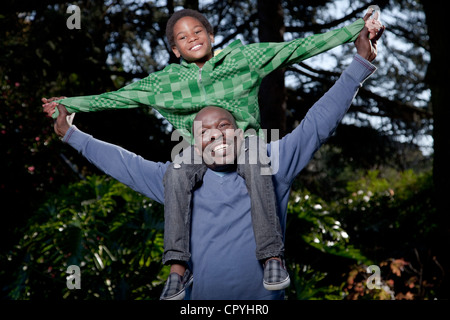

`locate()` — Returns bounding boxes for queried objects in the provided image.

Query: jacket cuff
[62,125,92,152]
[346,54,377,84]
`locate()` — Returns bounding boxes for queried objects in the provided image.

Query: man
[51,25,383,299]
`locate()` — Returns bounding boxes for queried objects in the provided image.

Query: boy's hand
[364,5,382,40]
[54,104,75,138]
[356,10,385,62]
[42,96,66,117]
[366,18,383,40]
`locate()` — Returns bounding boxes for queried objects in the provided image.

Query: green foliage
[3,175,167,300]
[337,169,437,258]
[0,1,173,262]
[284,189,370,300]
[288,264,343,300]
[287,190,368,263]
[334,169,439,300]
[284,168,440,300]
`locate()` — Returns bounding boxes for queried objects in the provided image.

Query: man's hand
[54,104,75,138]
[42,96,66,117]
[355,10,385,62]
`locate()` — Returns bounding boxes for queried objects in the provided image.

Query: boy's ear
[172,46,181,58]
[209,33,214,44]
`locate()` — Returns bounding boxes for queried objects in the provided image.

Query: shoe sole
[164,289,186,300]
[263,276,290,291]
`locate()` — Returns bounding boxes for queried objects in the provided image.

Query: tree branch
[214,12,258,48]
[285,5,367,34]
[287,64,432,123]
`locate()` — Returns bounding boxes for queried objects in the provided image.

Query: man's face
[193,107,244,171]
[171,16,214,67]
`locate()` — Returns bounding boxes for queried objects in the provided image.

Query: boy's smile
[171,16,214,68]
[190,44,203,51]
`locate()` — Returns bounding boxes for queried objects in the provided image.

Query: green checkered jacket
[56,19,364,141]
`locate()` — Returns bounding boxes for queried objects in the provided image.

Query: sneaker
[263,258,290,290]
[160,269,194,300]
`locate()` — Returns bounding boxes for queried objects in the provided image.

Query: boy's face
[171,16,214,67]
[193,107,244,171]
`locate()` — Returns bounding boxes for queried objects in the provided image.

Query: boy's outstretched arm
[42,72,156,119]
[244,7,384,78]
[272,22,385,184]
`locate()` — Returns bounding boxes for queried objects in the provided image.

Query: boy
[43,8,381,300]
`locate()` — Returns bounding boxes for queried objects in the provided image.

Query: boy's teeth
[191,44,202,50]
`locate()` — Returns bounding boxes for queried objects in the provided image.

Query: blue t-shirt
[189,169,282,299]
[63,54,375,300]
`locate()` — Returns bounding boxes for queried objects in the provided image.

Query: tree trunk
[422,1,450,299]
[257,0,287,141]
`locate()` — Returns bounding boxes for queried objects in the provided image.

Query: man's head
[192,106,244,171]
[166,9,215,67]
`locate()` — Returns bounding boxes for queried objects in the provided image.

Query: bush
[335,169,441,300]
[285,169,441,300]
[3,175,167,300]
[285,190,369,300]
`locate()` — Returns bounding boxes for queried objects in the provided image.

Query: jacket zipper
[198,68,208,104]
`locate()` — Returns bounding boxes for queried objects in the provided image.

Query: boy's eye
[219,122,230,129]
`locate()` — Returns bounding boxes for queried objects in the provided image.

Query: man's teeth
[213,144,228,152]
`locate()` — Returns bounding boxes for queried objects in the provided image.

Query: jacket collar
[180,39,243,69]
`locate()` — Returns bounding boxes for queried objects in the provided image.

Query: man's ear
[172,46,181,58]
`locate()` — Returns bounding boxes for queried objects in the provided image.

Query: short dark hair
[166,9,214,47]
[192,106,238,132]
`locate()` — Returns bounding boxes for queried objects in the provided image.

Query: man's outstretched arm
[53,105,167,204]
[271,23,384,184]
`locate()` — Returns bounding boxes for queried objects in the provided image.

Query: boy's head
[166,9,215,67]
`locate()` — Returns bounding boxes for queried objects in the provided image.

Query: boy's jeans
[162,136,285,265]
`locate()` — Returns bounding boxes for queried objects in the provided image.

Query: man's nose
[206,129,222,141]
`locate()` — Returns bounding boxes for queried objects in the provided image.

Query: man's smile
[212,143,229,156]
